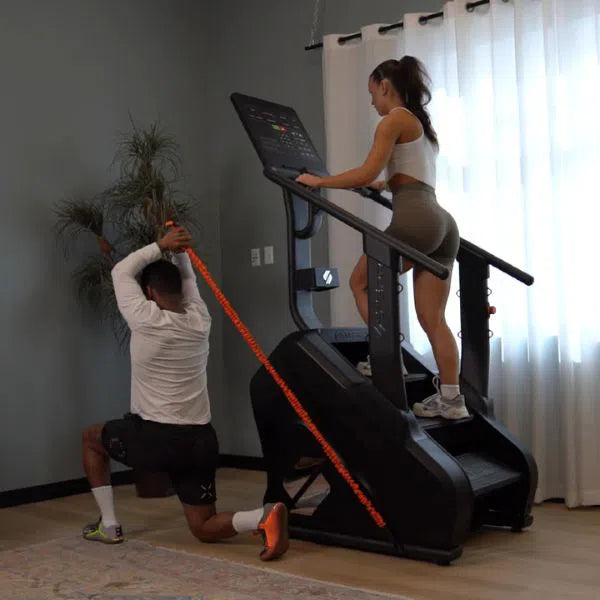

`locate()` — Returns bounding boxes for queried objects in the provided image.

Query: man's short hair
[140,260,182,296]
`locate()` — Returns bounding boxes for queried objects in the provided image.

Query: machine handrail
[265,168,449,280]
[356,187,534,286]
[458,238,533,285]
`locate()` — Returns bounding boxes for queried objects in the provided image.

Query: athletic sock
[440,384,460,400]
[91,485,119,528]
[232,507,265,533]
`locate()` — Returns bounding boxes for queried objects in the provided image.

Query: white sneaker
[412,377,469,420]
[357,356,372,377]
[412,394,442,418]
[439,395,470,420]
[357,355,408,377]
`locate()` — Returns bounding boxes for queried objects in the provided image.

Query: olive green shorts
[385,182,459,267]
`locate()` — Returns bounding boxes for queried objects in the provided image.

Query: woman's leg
[412,266,459,385]
[349,255,369,324]
[411,265,468,419]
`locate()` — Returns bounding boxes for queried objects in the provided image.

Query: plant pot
[134,470,176,498]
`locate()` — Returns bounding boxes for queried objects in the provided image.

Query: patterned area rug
[1,537,410,600]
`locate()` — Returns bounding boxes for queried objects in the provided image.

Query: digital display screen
[231,93,328,176]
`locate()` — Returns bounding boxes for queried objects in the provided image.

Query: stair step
[405,373,428,384]
[455,452,522,496]
[359,372,428,383]
[417,415,473,430]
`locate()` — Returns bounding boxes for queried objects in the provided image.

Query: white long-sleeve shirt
[111,243,212,425]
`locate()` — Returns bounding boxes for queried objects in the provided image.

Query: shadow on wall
[0,141,130,492]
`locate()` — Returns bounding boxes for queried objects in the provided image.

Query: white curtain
[322,0,600,507]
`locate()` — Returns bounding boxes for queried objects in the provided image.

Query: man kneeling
[81,226,288,561]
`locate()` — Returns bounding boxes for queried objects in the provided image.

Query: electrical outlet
[264,246,274,265]
[251,248,261,267]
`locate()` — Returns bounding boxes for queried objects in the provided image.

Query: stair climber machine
[231,92,538,564]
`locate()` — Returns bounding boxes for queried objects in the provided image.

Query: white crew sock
[92,485,119,528]
[232,507,265,533]
[440,384,461,400]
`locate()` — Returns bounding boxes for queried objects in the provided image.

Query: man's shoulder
[184,298,211,319]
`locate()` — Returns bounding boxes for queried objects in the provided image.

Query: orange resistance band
[171,235,385,528]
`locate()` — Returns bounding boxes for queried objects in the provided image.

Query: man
[81,226,288,561]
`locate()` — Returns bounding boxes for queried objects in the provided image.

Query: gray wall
[210,0,442,456]
[0,0,222,492]
[1,0,446,492]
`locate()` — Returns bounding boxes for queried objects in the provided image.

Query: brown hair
[140,259,182,296]
[370,56,438,148]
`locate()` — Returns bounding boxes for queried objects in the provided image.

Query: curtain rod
[305,0,492,51]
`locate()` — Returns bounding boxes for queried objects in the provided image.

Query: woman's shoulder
[384,108,423,139]
[377,110,408,131]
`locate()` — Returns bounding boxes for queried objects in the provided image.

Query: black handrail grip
[458,238,534,285]
[264,169,449,280]
[354,187,393,210]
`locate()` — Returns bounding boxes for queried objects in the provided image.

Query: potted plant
[55,120,198,497]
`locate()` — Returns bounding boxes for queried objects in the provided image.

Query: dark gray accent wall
[0,0,221,491]
[1,0,446,492]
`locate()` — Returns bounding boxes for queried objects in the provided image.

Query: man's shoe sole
[258,503,289,561]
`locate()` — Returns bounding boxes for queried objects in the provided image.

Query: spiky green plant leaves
[54,120,197,345]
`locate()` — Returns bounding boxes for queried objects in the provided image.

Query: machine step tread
[455,452,522,496]
[417,415,473,430]
[405,373,429,384]
[359,372,428,383]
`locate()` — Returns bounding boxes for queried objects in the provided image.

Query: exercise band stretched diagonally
[165,220,386,529]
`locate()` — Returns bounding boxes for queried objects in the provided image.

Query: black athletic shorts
[101,413,218,505]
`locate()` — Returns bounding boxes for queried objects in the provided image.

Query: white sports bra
[386,106,437,188]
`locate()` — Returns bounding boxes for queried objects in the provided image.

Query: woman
[296,56,467,420]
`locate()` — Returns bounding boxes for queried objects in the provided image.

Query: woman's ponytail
[371,56,438,148]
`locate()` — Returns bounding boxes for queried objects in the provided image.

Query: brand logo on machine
[322,270,333,285]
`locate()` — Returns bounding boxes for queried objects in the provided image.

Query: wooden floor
[2,468,600,600]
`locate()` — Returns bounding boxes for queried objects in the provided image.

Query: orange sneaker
[256,502,289,561]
